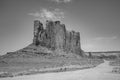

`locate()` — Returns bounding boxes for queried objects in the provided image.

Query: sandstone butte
[0,20,105,78]
[32,20,84,56]
[4,20,85,58]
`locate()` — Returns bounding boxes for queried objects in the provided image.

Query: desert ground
[1,60,120,80]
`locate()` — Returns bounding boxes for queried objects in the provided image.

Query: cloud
[28,8,64,21]
[28,12,41,17]
[94,36,117,41]
[50,0,72,3]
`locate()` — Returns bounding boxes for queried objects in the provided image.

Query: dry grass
[109,59,120,66]
[0,54,104,78]
[109,59,120,74]
[112,67,120,73]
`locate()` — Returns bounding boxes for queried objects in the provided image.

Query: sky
[0,0,120,55]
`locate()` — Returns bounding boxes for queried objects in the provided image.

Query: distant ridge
[87,51,120,53]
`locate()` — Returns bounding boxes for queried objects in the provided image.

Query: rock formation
[33,20,83,56]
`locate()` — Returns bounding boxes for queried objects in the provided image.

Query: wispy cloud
[50,0,72,3]
[94,36,117,41]
[28,8,64,21]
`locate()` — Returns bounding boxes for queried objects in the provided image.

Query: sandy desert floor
[1,60,120,80]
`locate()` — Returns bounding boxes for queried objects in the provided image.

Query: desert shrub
[107,55,117,59]
[88,52,92,58]
[112,67,120,73]
[98,55,117,60]
[109,59,120,66]
[0,72,13,78]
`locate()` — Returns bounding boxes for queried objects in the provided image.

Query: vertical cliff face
[54,21,66,50]
[33,20,83,56]
[33,20,44,45]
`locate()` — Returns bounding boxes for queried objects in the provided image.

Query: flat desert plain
[1,60,120,80]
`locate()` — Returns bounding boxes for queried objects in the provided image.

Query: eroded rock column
[33,20,43,45]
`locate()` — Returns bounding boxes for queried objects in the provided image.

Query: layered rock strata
[33,20,82,55]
